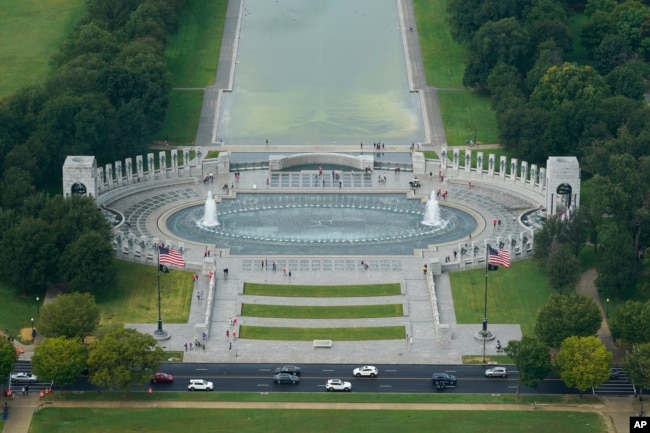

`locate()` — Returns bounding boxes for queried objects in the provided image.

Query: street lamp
[606,298,610,318]
[30,317,34,330]
[36,296,39,315]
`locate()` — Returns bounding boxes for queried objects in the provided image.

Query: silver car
[11,372,38,383]
[484,367,508,378]
[325,379,352,392]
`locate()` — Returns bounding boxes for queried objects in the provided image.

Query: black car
[274,365,301,376]
[432,373,457,386]
[273,373,300,384]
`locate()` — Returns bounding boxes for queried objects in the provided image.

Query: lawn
[413,0,464,88]
[437,90,499,146]
[158,90,204,145]
[159,0,228,145]
[241,304,403,319]
[93,260,193,330]
[240,325,406,341]
[449,260,552,335]
[0,0,87,97]
[31,408,605,433]
[0,284,41,341]
[243,283,401,297]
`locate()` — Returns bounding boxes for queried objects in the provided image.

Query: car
[353,365,378,377]
[610,368,623,379]
[325,379,352,392]
[152,372,174,383]
[273,373,300,384]
[432,373,456,386]
[187,379,213,391]
[485,367,508,378]
[274,365,301,376]
[11,372,38,383]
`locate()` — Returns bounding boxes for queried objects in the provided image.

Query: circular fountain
[422,190,447,227]
[165,193,477,255]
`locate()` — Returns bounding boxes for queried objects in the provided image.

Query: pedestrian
[493,218,497,227]
[229,342,232,351]
[288,271,292,278]
[184,342,188,352]
[226,330,230,338]
[22,386,26,396]
[202,332,207,341]
[272,261,276,271]
[189,342,193,351]
[261,260,265,270]
[233,318,237,326]
[197,292,200,301]
[497,219,501,226]
[229,317,232,326]
[233,331,237,340]
[283,268,287,276]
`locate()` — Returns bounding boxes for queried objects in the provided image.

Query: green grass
[0,0,87,97]
[567,13,590,65]
[30,408,606,433]
[93,260,193,329]
[438,90,499,146]
[0,284,41,341]
[462,355,514,364]
[449,260,552,335]
[50,391,600,405]
[413,0,465,88]
[241,304,403,319]
[164,0,228,87]
[240,325,405,341]
[158,90,204,145]
[243,283,401,297]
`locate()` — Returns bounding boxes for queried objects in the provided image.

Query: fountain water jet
[422,191,443,226]
[201,191,219,226]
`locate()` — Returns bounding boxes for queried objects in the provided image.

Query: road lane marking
[379,385,392,388]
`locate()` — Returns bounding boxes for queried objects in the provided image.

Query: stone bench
[313,339,332,348]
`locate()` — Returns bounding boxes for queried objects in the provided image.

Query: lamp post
[606,298,610,318]
[36,296,39,316]
[30,317,34,330]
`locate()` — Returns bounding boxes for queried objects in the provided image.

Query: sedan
[273,373,300,384]
[152,372,174,383]
[353,365,378,377]
[11,372,38,383]
[274,365,301,376]
[485,367,508,378]
[325,379,352,392]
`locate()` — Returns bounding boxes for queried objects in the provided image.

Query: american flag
[488,246,510,268]
[159,246,185,267]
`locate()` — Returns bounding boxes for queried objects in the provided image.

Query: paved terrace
[104,165,535,365]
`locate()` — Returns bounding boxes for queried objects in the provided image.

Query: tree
[504,336,552,398]
[88,328,164,397]
[555,336,612,397]
[547,244,581,293]
[59,231,115,293]
[530,62,609,110]
[0,217,57,295]
[625,343,650,400]
[463,18,531,88]
[32,337,87,390]
[593,34,631,75]
[595,223,637,298]
[606,63,646,100]
[610,301,650,345]
[37,292,100,341]
[535,293,603,348]
[0,338,19,387]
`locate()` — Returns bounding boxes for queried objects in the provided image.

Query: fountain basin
[164,194,477,255]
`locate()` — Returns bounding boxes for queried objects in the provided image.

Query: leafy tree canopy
[534,293,603,348]
[37,292,100,340]
[555,335,612,394]
[504,336,552,398]
[0,338,19,385]
[32,336,87,389]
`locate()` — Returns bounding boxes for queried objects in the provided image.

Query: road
[48,363,577,395]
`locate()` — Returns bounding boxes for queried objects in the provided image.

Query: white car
[325,379,352,392]
[11,372,38,383]
[188,379,214,391]
[353,365,378,377]
[484,367,508,378]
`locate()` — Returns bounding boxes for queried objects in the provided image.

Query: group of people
[436,188,449,200]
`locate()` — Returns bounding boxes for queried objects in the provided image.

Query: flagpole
[483,244,489,363]
[154,244,168,339]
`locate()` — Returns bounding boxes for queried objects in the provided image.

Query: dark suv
[432,373,457,386]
